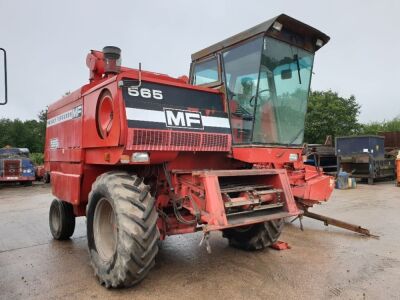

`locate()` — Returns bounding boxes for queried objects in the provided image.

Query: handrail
[0,48,7,105]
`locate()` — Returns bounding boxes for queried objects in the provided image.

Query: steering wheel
[249,89,270,107]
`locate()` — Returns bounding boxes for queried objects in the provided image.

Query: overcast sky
[0,0,399,123]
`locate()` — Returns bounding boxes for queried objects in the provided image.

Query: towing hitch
[302,210,379,238]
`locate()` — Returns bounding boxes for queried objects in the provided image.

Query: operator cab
[189,14,329,147]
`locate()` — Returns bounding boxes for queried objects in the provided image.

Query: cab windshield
[222,36,314,145]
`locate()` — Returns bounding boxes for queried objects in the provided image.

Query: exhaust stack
[103,46,121,75]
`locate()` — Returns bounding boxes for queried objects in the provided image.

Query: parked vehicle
[336,135,396,184]
[0,147,36,185]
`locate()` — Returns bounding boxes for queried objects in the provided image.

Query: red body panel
[51,171,81,204]
[232,147,303,165]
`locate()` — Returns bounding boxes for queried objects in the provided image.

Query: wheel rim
[50,203,61,234]
[93,198,117,262]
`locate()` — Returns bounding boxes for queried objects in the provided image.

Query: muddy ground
[0,182,399,299]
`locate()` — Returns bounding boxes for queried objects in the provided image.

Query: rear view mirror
[281,69,292,80]
[0,48,7,105]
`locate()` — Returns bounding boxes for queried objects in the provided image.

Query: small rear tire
[87,172,159,288]
[49,199,76,240]
[223,219,284,251]
[43,172,50,184]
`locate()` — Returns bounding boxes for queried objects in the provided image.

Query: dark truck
[0,148,35,185]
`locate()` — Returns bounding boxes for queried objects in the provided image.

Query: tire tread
[223,219,284,251]
[87,172,159,288]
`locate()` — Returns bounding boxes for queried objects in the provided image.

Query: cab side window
[192,57,220,86]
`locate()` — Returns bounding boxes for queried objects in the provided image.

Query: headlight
[131,152,149,163]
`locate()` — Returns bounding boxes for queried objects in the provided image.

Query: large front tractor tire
[86,172,159,288]
[223,219,284,251]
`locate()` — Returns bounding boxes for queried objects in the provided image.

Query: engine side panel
[45,99,83,162]
[82,82,122,149]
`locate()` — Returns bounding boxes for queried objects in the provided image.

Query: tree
[36,108,48,152]
[0,108,48,153]
[304,90,361,144]
[360,117,400,135]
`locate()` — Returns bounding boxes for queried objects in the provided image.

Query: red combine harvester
[45,14,334,288]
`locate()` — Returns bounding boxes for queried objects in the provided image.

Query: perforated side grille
[171,132,201,147]
[132,130,169,146]
[128,129,231,152]
[202,134,229,148]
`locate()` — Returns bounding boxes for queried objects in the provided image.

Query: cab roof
[191,14,330,62]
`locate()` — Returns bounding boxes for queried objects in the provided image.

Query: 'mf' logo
[164,108,203,130]
[71,105,82,118]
